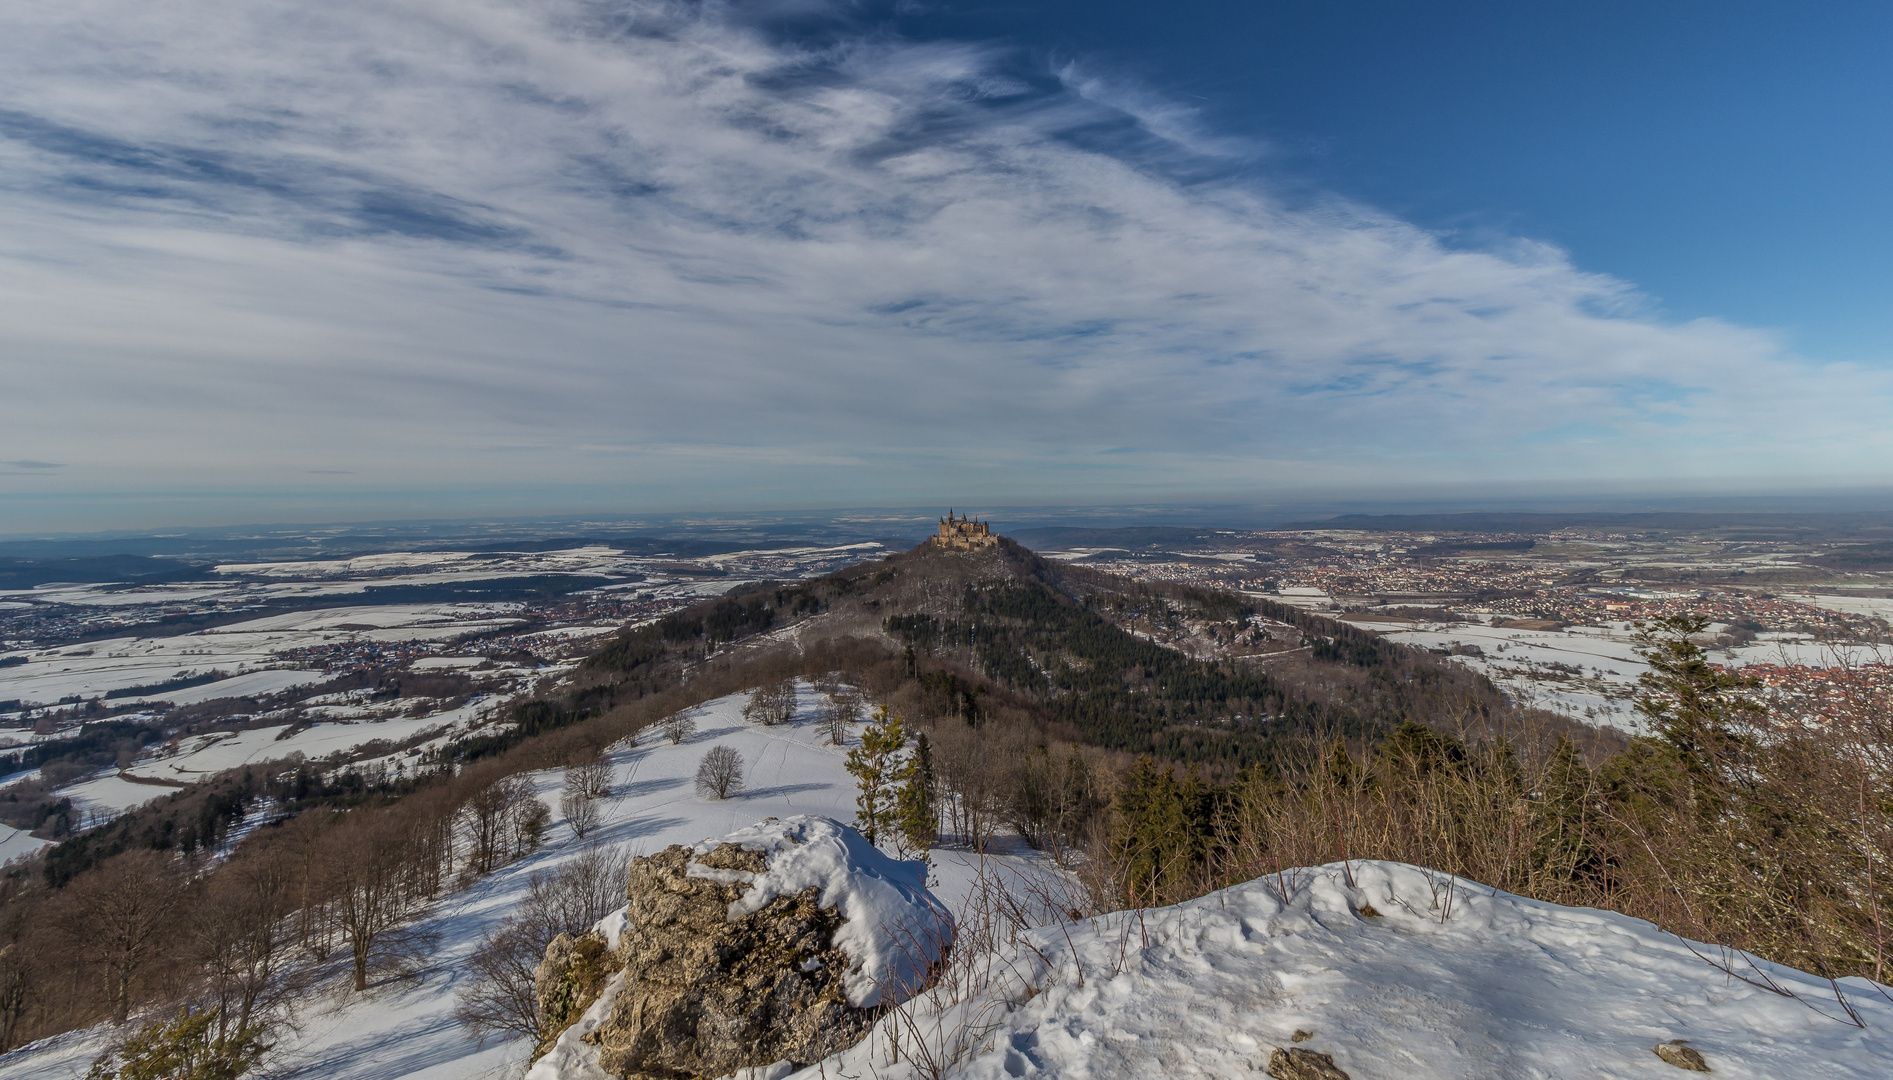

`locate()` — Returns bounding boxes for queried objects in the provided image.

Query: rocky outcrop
[592,842,869,1078]
[1268,1046,1351,1080]
[1653,1041,1711,1071]
[531,816,951,1080]
[533,931,621,1057]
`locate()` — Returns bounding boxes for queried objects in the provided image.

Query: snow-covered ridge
[801,860,1893,1079]
[684,815,953,1007]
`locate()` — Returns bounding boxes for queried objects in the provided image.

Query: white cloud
[0,0,1885,527]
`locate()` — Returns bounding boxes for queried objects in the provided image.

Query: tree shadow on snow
[616,775,688,799]
[737,782,831,801]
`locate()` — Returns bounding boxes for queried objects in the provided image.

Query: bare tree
[569,758,613,800]
[561,787,601,840]
[510,795,551,858]
[516,845,632,946]
[326,810,429,992]
[742,680,798,726]
[192,846,303,1039]
[560,755,612,840]
[818,689,862,746]
[54,849,185,1022]
[454,846,631,1043]
[660,711,696,745]
[454,920,545,1044]
[0,939,31,1054]
[931,721,1017,852]
[695,746,745,800]
[464,777,530,876]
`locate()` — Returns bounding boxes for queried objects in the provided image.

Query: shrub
[742,680,797,726]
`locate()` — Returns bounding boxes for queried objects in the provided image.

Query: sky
[3,0,1890,533]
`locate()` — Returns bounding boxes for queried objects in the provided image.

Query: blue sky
[901,1,1893,362]
[2,0,1889,531]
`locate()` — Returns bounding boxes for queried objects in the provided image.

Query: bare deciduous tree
[454,846,631,1043]
[569,758,612,801]
[695,746,745,800]
[818,689,862,746]
[742,680,797,726]
[561,788,601,840]
[464,777,531,876]
[561,755,612,839]
[326,810,429,992]
[54,849,185,1022]
[192,846,303,1040]
[660,711,696,745]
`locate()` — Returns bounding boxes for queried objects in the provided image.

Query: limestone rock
[1268,1046,1351,1080]
[533,931,620,1056]
[542,816,951,1080]
[1654,1041,1711,1071]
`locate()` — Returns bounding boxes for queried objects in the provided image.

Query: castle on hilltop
[933,510,998,550]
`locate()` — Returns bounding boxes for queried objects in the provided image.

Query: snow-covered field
[1365,615,1890,732]
[0,603,524,706]
[1789,592,1893,623]
[121,698,503,785]
[0,823,52,866]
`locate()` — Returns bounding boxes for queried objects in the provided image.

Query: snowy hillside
[0,682,1045,1080]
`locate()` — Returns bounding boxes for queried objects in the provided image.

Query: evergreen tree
[894,731,936,860]
[87,1008,269,1080]
[1530,734,1598,888]
[1110,757,1211,904]
[846,707,906,846]
[1633,615,1761,788]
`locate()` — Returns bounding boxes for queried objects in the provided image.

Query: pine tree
[87,1008,269,1080]
[1633,615,1761,781]
[1110,757,1210,905]
[846,707,906,846]
[894,731,936,860]
[1530,733,1598,888]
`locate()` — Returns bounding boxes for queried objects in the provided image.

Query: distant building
[933,510,998,550]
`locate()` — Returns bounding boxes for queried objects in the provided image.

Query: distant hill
[575,533,1556,771]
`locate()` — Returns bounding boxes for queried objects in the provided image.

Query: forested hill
[571,535,1568,772]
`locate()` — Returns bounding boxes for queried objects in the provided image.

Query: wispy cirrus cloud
[0,0,1885,527]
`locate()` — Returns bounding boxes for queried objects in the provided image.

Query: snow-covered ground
[809,861,1893,1080]
[0,823,52,866]
[1788,592,1893,623]
[1366,619,1652,728]
[122,698,503,785]
[57,772,181,818]
[0,681,1045,1080]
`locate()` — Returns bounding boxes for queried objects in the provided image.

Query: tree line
[1102,615,1893,985]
